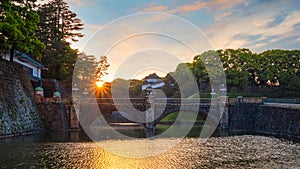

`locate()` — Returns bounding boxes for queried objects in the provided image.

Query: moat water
[0,126,299,168]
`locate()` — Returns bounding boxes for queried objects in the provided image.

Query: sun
[96,81,104,88]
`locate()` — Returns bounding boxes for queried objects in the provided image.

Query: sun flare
[96,81,104,88]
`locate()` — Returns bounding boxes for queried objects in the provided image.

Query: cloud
[69,0,300,80]
[267,12,289,28]
[255,43,267,47]
[293,22,300,28]
[214,11,232,21]
[142,5,169,12]
[74,13,206,81]
[232,34,262,41]
[67,0,83,6]
[141,0,245,13]
[171,0,245,13]
[208,10,300,52]
[85,24,104,31]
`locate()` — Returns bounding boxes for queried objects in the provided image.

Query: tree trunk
[10,44,15,62]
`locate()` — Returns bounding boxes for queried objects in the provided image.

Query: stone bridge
[77,97,229,129]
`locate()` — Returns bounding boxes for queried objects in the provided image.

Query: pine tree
[0,0,45,61]
[36,0,84,83]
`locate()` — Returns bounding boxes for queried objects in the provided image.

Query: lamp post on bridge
[220,84,227,96]
[210,88,217,107]
[72,83,79,95]
[83,88,89,98]
[210,88,216,98]
[72,83,80,103]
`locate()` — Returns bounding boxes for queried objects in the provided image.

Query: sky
[61,0,300,81]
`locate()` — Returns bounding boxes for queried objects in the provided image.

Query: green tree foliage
[190,48,300,97]
[111,78,130,98]
[74,53,110,90]
[170,63,197,98]
[217,48,259,92]
[129,79,143,97]
[73,52,97,83]
[255,50,300,97]
[36,0,83,83]
[0,0,45,60]
[160,73,179,98]
[96,56,110,82]
[191,55,209,85]
[191,50,225,93]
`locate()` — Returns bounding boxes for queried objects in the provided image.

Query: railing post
[237,96,243,103]
[261,97,267,104]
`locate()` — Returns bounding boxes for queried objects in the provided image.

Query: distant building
[2,51,47,85]
[142,73,165,90]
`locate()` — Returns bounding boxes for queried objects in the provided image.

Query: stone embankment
[0,59,42,137]
[34,94,75,131]
[229,103,300,138]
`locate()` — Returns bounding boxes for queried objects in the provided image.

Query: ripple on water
[0,135,299,168]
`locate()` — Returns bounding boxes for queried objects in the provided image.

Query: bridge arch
[154,106,209,126]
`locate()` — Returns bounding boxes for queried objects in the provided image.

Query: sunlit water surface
[0,132,299,168]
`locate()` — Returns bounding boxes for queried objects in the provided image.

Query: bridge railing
[228,97,265,104]
[79,98,147,106]
[263,98,300,104]
[226,97,300,105]
[79,97,269,106]
[153,98,213,106]
[79,98,214,105]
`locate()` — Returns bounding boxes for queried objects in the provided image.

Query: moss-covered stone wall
[229,103,300,138]
[0,59,42,136]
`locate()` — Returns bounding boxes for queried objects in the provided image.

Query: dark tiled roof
[143,73,161,80]
[15,50,46,68]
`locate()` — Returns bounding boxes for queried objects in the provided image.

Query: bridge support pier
[145,103,155,138]
[145,127,155,138]
[69,104,79,129]
[70,97,80,129]
[145,110,155,130]
[145,95,155,130]
[219,96,229,129]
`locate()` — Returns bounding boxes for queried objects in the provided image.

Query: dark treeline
[100,48,300,99]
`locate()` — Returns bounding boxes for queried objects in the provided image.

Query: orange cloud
[215,11,232,21]
[213,0,245,10]
[141,0,245,13]
[170,1,206,13]
[142,5,169,12]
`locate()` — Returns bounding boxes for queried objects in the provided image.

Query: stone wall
[36,102,66,131]
[34,93,70,131]
[229,103,300,138]
[0,59,42,137]
[38,79,70,131]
